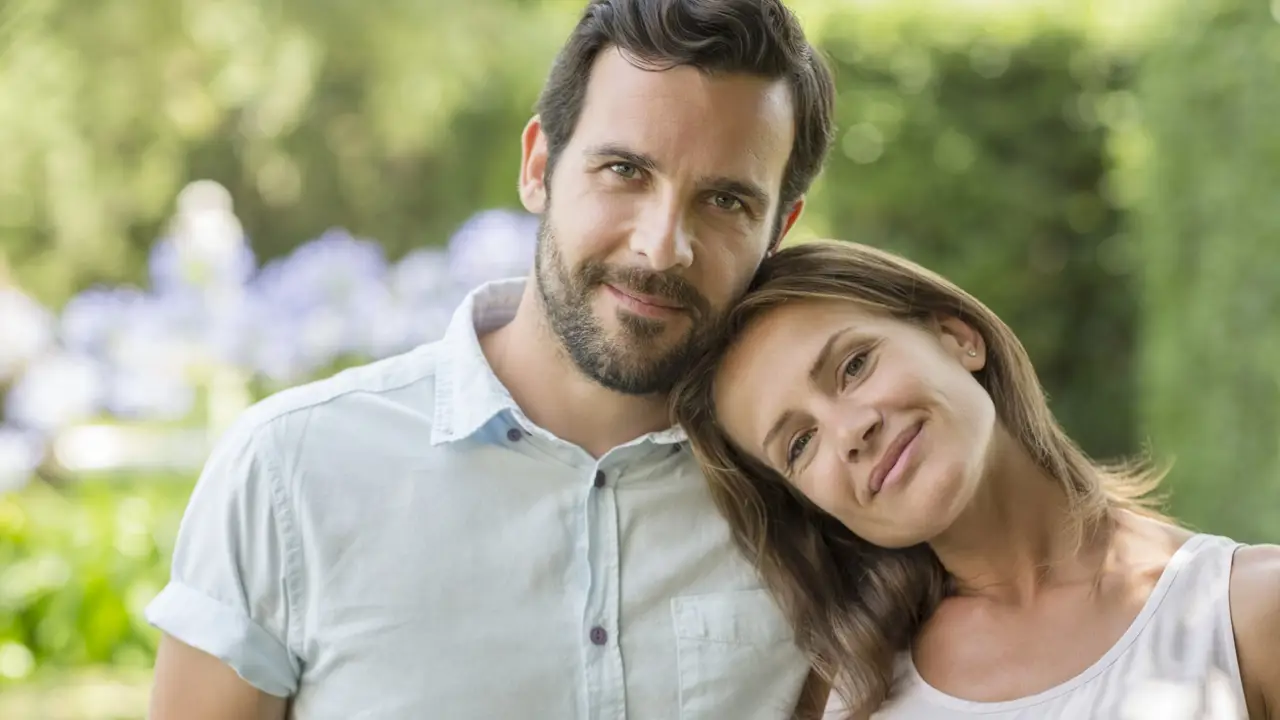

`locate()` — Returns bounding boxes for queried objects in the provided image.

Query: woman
[671,240,1280,719]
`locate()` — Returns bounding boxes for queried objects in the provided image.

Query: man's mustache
[583,263,709,319]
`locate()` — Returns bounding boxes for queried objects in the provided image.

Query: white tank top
[832,533,1249,720]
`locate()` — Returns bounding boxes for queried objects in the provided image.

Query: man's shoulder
[224,341,448,458]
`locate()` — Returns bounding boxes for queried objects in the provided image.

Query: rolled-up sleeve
[145,414,303,698]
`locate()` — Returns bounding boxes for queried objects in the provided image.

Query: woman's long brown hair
[670,240,1169,715]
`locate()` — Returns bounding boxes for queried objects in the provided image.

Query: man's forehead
[572,49,795,172]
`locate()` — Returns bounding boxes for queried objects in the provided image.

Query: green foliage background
[0,0,1275,702]
[1127,0,1280,543]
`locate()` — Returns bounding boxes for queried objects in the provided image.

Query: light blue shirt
[145,279,809,719]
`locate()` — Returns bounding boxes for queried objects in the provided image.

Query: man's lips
[868,421,923,495]
[605,284,685,311]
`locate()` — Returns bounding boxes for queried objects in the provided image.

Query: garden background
[1,0,1277,716]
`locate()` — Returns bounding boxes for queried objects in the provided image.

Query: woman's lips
[869,420,924,495]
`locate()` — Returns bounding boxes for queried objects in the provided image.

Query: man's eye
[610,163,639,179]
[710,193,743,212]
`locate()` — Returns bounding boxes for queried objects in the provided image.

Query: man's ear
[768,198,806,255]
[934,314,987,372]
[518,115,549,214]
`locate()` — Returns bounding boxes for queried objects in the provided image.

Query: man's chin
[599,325,690,356]
[585,362,680,397]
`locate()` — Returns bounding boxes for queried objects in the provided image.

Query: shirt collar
[430,278,525,445]
[429,278,686,447]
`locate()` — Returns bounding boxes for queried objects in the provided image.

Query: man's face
[519,48,801,396]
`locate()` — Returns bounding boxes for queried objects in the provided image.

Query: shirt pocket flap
[672,588,793,646]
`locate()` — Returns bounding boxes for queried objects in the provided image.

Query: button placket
[582,462,624,715]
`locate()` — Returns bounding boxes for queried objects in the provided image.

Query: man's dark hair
[536,0,837,237]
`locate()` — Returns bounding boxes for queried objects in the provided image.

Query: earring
[967,349,978,357]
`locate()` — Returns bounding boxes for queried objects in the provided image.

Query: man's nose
[629,194,694,272]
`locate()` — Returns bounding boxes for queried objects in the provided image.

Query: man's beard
[533,218,717,396]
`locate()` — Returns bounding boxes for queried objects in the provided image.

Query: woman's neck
[927,431,1112,606]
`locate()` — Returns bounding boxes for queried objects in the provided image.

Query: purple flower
[103,368,195,421]
[392,247,456,304]
[363,296,456,359]
[446,209,538,290]
[244,229,393,372]
[59,287,150,360]
[148,234,255,297]
[102,292,205,376]
[223,287,309,384]
[4,352,105,432]
[0,287,56,383]
[260,228,388,312]
[59,288,207,421]
[364,247,461,356]
[0,425,44,493]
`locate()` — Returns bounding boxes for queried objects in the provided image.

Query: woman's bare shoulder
[1229,542,1280,718]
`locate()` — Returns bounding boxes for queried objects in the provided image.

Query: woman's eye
[787,430,813,467]
[843,351,868,379]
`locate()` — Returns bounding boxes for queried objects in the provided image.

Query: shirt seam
[247,346,443,436]
[262,410,307,669]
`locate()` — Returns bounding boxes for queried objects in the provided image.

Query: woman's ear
[934,314,986,371]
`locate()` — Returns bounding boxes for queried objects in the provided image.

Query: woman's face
[712,298,998,548]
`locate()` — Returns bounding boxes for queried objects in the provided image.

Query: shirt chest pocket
[672,588,811,720]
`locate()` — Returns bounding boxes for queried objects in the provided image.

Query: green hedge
[1128,0,1280,542]
[0,478,190,683]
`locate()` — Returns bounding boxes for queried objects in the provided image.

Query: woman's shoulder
[1228,542,1280,717]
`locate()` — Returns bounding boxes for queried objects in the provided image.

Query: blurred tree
[0,0,580,306]
[1127,0,1280,542]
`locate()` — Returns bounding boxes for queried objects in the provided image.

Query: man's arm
[150,634,288,720]
[1230,544,1280,719]
[144,412,303,717]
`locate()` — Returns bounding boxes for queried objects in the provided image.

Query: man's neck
[478,282,674,458]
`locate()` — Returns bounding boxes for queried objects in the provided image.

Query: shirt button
[593,470,606,488]
[589,626,608,645]
[506,428,523,442]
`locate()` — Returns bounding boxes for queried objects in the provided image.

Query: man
[145,0,837,717]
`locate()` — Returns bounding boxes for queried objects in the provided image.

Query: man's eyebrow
[759,327,855,457]
[583,144,658,172]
